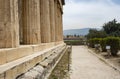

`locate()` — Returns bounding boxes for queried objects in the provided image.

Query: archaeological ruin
[0,0,66,79]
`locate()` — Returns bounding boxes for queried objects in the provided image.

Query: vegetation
[100,38,107,52]
[64,40,84,45]
[86,19,120,39]
[64,34,86,45]
[88,38,101,48]
[88,37,120,56]
[86,29,107,39]
[105,37,120,56]
[103,19,120,37]
[87,19,120,56]
[49,49,71,79]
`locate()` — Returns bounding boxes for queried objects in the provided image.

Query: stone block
[45,42,55,49]
[33,56,42,64]
[16,63,27,76]
[0,50,6,65]
[24,59,37,72]
[21,70,39,79]
[6,48,19,63]
[32,65,44,74]
[0,73,5,79]
[2,46,33,64]
[5,67,18,79]
[17,46,33,58]
[32,44,45,52]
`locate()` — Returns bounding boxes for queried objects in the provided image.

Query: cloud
[63,0,120,30]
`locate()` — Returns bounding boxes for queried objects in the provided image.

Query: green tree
[103,19,120,37]
[86,29,107,39]
[66,35,70,38]
[74,34,77,37]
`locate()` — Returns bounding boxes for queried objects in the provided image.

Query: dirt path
[70,46,120,79]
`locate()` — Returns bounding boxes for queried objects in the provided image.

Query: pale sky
[63,0,120,30]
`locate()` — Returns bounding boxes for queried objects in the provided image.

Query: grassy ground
[49,48,71,79]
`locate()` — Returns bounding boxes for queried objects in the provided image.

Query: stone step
[0,43,66,79]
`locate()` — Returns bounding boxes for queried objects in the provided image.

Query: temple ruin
[0,0,66,79]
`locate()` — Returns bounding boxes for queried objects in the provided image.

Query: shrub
[64,40,84,45]
[88,38,101,48]
[88,39,94,48]
[104,37,120,56]
[119,38,120,50]
[89,37,120,56]
[100,38,107,52]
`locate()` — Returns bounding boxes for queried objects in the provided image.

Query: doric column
[22,0,41,44]
[59,8,63,41]
[0,0,19,48]
[55,0,64,42]
[40,0,51,43]
[49,0,55,42]
[59,7,63,41]
[54,0,59,42]
[58,7,61,41]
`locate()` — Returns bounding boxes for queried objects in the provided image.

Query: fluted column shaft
[0,0,19,48]
[49,0,55,42]
[59,9,63,41]
[22,0,41,44]
[54,0,59,42]
[40,0,51,43]
[58,7,61,41]
[55,0,64,42]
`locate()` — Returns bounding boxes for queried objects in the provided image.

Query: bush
[100,38,107,52]
[105,37,120,56]
[89,37,120,56]
[88,38,101,48]
[64,40,84,45]
[88,39,94,48]
[119,38,120,50]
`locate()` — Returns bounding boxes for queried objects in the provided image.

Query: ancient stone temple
[0,0,65,79]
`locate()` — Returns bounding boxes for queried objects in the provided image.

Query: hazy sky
[63,0,120,30]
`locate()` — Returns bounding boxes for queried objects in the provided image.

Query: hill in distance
[63,28,100,36]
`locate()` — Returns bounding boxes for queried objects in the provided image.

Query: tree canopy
[86,19,120,39]
[103,19,120,37]
[86,29,107,39]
